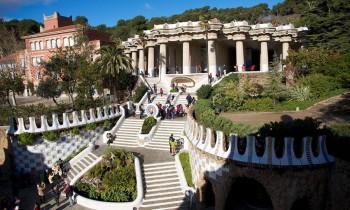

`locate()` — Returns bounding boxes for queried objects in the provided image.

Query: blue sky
[0,0,284,27]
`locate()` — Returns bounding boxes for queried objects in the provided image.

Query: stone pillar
[131,51,137,71]
[159,43,167,80]
[208,40,217,77]
[138,49,144,75]
[183,41,191,74]
[147,46,154,76]
[169,46,176,74]
[236,40,245,72]
[260,41,269,72]
[282,42,289,60]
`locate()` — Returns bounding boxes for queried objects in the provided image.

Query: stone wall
[0,128,14,180]
[12,128,103,173]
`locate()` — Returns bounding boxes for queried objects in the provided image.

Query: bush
[141,117,156,134]
[297,74,341,99]
[71,127,80,136]
[179,152,194,187]
[325,123,350,161]
[241,97,274,111]
[103,120,110,127]
[42,131,60,142]
[18,132,36,145]
[196,84,212,99]
[75,149,136,202]
[86,123,97,131]
[212,79,244,111]
[288,85,311,101]
[132,83,148,102]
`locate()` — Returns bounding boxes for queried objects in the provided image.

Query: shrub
[18,132,36,145]
[325,123,350,161]
[103,120,110,127]
[132,83,148,102]
[212,79,244,111]
[86,123,97,131]
[288,85,311,101]
[170,88,179,92]
[196,84,212,99]
[141,117,156,134]
[43,131,60,142]
[241,97,274,111]
[179,152,194,187]
[297,74,341,99]
[71,127,80,136]
[75,149,136,202]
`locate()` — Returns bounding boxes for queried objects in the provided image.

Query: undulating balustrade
[15,104,122,135]
[185,110,335,167]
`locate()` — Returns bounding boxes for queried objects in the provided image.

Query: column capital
[258,35,270,42]
[280,36,292,42]
[231,34,246,41]
[157,38,168,44]
[129,46,137,52]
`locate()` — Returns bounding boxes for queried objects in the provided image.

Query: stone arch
[290,197,310,210]
[225,177,274,210]
[203,177,215,208]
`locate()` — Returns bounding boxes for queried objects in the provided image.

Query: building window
[69,37,73,46]
[21,58,26,75]
[40,41,43,50]
[51,39,56,48]
[64,37,69,47]
[32,57,37,66]
[56,38,61,47]
[30,42,35,50]
[35,42,40,50]
[46,40,51,49]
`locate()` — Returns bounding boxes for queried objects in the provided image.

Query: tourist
[160,88,164,97]
[198,65,203,73]
[242,64,246,72]
[169,134,177,156]
[250,64,255,71]
[140,104,145,119]
[223,64,227,75]
[57,158,64,176]
[64,182,74,207]
[186,94,192,106]
[48,171,54,190]
[37,181,46,204]
[153,84,157,95]
[33,202,40,210]
[53,185,60,207]
[192,97,196,105]
[147,90,151,103]
[107,133,116,146]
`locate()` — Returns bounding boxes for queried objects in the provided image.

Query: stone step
[140,198,188,209]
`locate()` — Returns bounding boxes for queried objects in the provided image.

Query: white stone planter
[136,117,161,146]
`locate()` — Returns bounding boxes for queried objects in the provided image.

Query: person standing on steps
[160,88,163,97]
[37,181,46,204]
[186,93,192,106]
[153,84,157,95]
[53,185,60,207]
[169,134,177,156]
[140,103,145,119]
[169,134,175,154]
[147,90,151,103]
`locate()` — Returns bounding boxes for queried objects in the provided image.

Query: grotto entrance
[204,180,215,209]
[225,177,273,210]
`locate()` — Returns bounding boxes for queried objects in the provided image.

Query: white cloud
[144,3,152,10]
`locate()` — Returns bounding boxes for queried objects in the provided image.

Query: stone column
[169,46,176,74]
[138,49,144,75]
[236,40,245,72]
[260,41,269,72]
[131,51,137,71]
[183,41,191,74]
[208,40,217,77]
[282,42,289,60]
[147,46,154,76]
[159,43,167,80]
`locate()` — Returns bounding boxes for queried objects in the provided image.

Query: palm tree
[96,44,132,101]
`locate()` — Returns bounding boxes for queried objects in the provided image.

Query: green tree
[96,45,132,99]
[0,70,24,106]
[74,16,89,26]
[36,78,62,105]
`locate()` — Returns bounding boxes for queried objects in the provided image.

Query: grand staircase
[145,120,186,151]
[139,161,189,210]
[110,118,143,148]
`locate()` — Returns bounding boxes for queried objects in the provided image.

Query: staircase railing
[139,73,153,94]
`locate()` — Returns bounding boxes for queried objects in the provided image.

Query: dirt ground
[222,92,350,125]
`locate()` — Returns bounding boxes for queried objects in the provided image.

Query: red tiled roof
[0,53,16,62]
[42,24,77,33]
